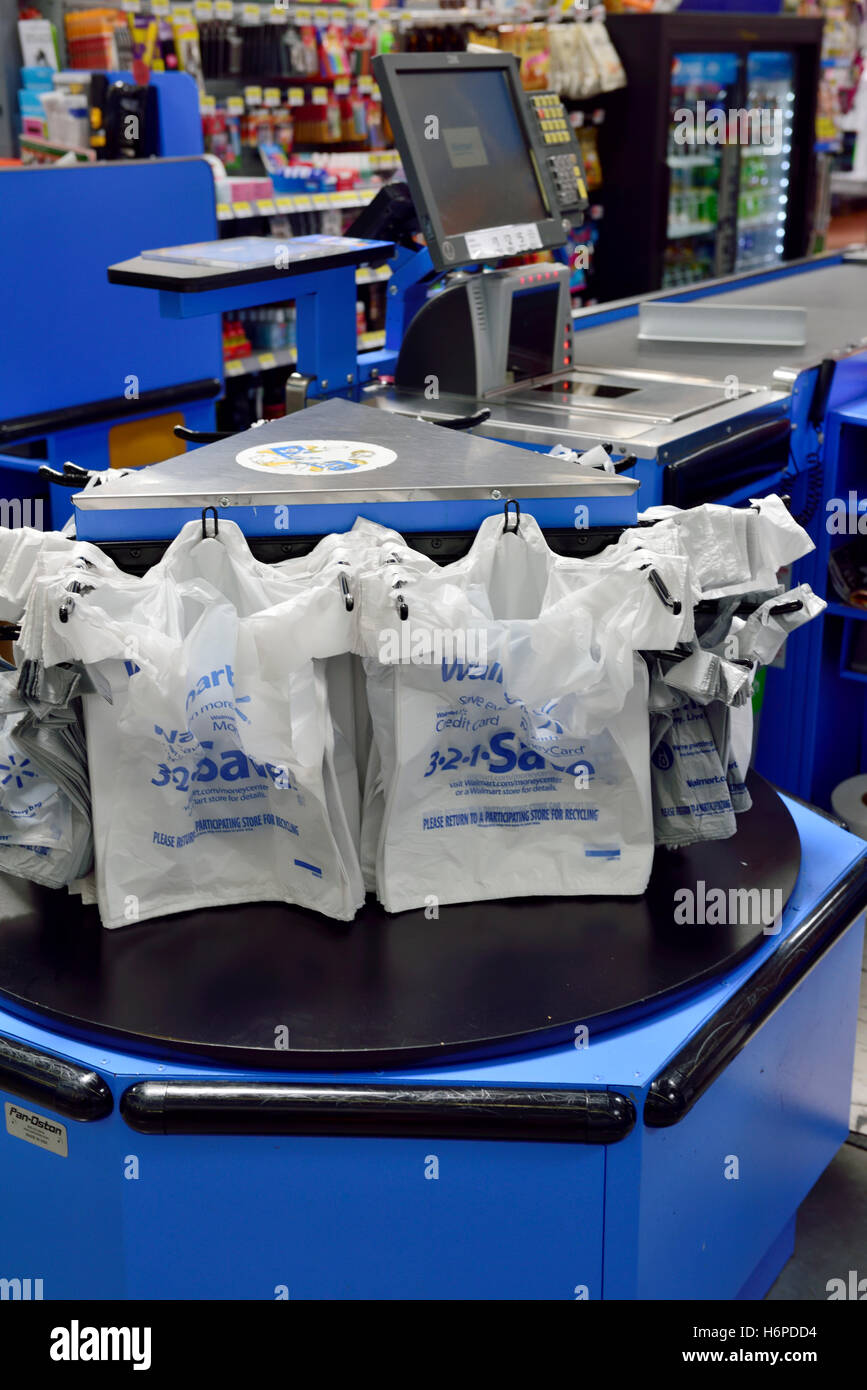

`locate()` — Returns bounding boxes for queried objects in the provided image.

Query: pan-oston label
[5,1101,68,1157]
[235,439,396,475]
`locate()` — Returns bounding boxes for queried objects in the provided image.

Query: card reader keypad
[528,92,589,216]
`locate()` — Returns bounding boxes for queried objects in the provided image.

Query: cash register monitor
[373,52,573,396]
[372,51,567,274]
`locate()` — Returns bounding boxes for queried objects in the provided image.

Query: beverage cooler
[595,13,823,300]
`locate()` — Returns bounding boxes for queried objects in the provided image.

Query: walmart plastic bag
[618,495,816,602]
[0,667,92,888]
[357,512,689,912]
[36,520,365,926]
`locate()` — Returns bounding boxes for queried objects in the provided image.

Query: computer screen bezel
[372,50,567,273]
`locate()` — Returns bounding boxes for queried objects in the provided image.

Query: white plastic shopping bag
[0,668,92,888]
[357,511,689,911]
[39,520,365,926]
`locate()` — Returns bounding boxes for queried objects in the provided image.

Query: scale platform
[73,397,639,543]
[0,776,799,1071]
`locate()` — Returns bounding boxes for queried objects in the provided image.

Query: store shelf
[224,346,296,377]
[19,134,95,162]
[355,265,391,285]
[831,171,867,197]
[738,214,782,229]
[216,187,379,220]
[666,220,715,240]
[666,155,715,169]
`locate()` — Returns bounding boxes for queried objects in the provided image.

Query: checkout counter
[0,51,865,1302]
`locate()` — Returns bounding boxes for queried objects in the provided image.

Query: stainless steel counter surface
[571,258,867,389]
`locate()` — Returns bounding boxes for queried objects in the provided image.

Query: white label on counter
[236,439,396,476]
[5,1102,68,1157]
[464,224,542,259]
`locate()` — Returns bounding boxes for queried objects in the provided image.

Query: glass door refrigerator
[736,49,797,273]
[595,13,822,301]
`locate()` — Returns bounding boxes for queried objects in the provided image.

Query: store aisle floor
[765,1141,866,1299]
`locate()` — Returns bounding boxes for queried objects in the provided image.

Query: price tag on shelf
[313,7,330,20]
[216,202,233,220]
[311,86,328,105]
[227,95,245,114]
[291,194,313,211]
[172,6,194,21]
[312,193,330,209]
[153,0,171,13]
[264,87,281,106]
[357,75,372,93]
[267,4,286,21]
[295,7,312,21]
[328,190,345,205]
[258,352,277,369]
[199,94,216,114]
[121,0,139,13]
[225,359,245,377]
[241,2,261,23]
[369,85,381,103]
[194,0,214,17]
[257,198,277,214]
[287,87,304,106]
[352,9,369,22]
[215,0,233,15]
[244,85,263,105]
[275,195,293,213]
[334,78,350,96]
[232,200,253,216]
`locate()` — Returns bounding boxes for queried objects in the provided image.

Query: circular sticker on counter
[235,439,397,476]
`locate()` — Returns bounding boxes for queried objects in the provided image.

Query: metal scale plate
[73,397,639,543]
[490,364,753,423]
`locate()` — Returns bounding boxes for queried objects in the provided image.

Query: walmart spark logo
[0,754,38,790]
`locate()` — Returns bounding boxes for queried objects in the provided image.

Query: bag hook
[339,572,354,613]
[502,498,521,534]
[647,568,682,615]
[202,506,219,539]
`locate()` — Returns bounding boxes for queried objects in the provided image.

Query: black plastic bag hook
[202,506,219,539]
[502,498,521,534]
[339,572,354,613]
[647,568,682,615]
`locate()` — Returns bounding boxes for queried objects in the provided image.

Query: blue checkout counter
[2,130,867,1300]
[0,786,863,1299]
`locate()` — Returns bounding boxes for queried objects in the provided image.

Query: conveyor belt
[572,262,867,389]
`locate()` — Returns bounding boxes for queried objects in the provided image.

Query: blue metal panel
[0,1084,126,1298]
[621,915,862,1300]
[120,1133,604,1299]
[150,72,204,157]
[0,161,221,427]
[74,492,638,542]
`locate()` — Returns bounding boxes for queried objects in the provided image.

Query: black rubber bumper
[121,1082,636,1143]
[645,856,867,1127]
[0,1033,112,1122]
